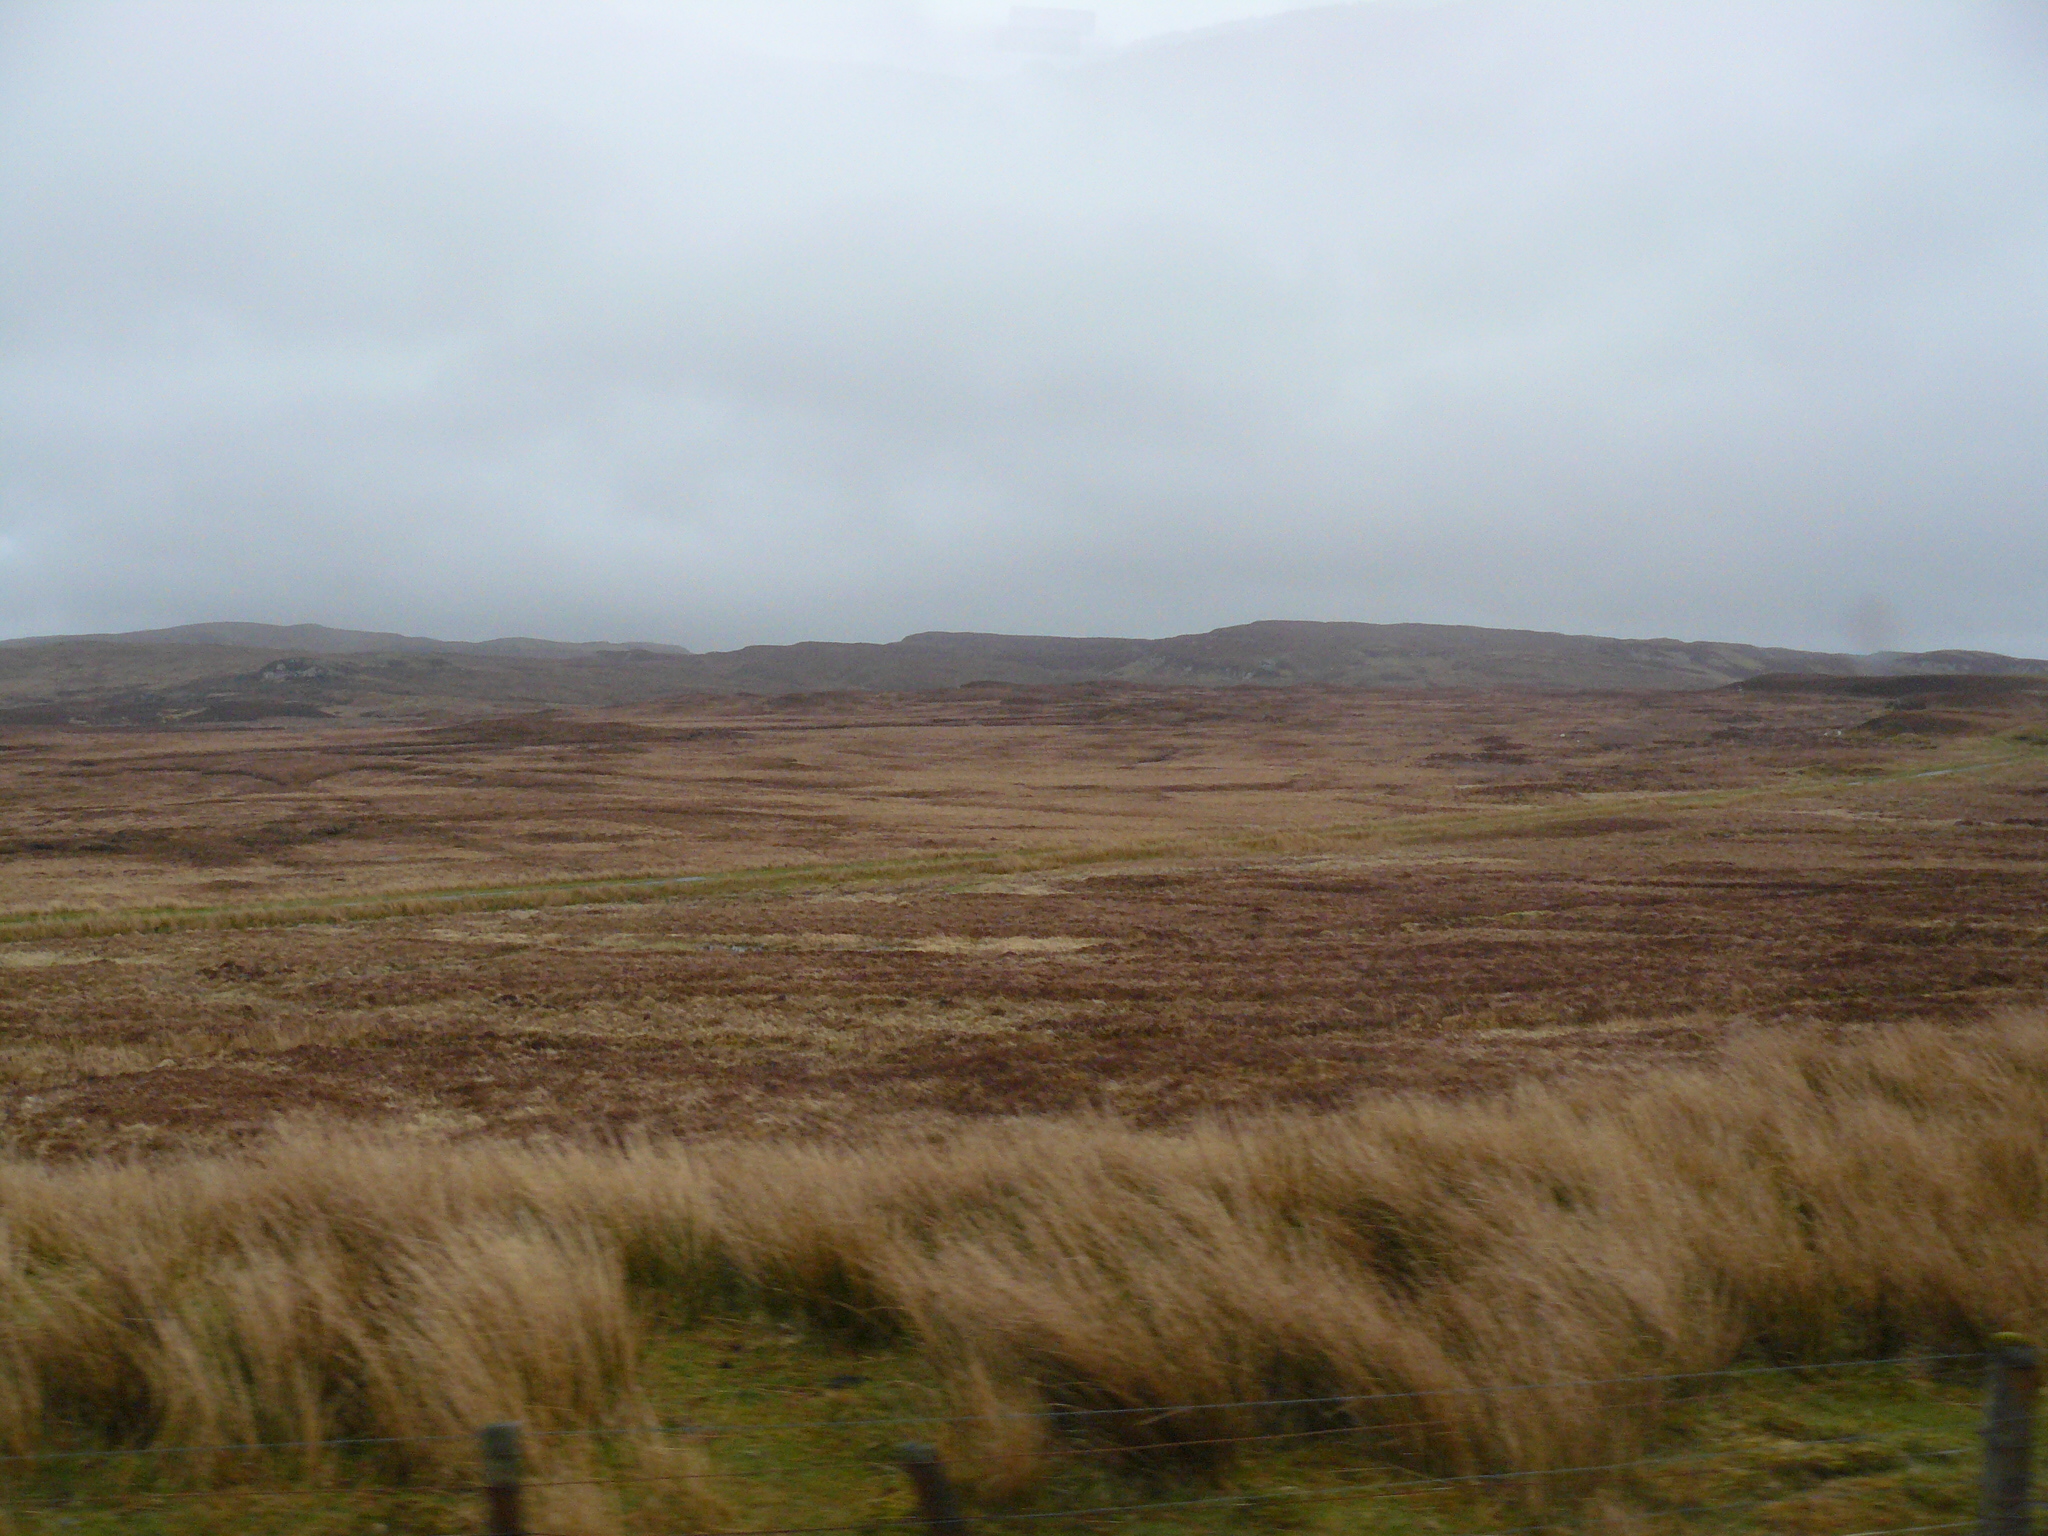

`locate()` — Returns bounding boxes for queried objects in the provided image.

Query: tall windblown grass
[1,1013,2043,1493]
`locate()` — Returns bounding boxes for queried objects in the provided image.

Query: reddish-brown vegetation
[2,680,2043,1155]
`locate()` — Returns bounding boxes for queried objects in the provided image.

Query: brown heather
[0,1012,2042,1496]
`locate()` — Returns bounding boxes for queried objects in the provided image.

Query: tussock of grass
[1,1015,2042,1499]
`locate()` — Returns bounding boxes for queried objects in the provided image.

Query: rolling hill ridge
[1,619,2043,726]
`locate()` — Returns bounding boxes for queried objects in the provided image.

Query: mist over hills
[7,5,2044,656]
[1,620,2043,727]
[0,621,691,659]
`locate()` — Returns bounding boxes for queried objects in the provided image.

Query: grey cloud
[3,1,2045,654]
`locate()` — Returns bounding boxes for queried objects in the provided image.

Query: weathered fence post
[1981,1334,2038,1536]
[896,1442,969,1535]
[481,1421,525,1536]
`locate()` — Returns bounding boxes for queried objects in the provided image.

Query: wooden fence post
[481,1421,524,1536]
[1981,1334,2038,1536]
[896,1442,969,1535]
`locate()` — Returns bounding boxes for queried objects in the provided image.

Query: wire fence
[0,1346,2031,1535]
[0,1349,1989,1465]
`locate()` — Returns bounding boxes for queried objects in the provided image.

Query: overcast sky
[4,1,2045,655]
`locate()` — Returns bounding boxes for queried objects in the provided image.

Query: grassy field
[1,678,2045,1531]
[3,682,2047,1155]
[0,1015,2042,1532]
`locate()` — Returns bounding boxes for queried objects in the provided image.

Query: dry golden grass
[2,1012,2041,1503]
[7,680,2022,921]
[3,683,2043,1530]
[6,680,2043,1154]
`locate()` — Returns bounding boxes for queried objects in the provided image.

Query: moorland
[1,659,2045,1534]
[4,671,2046,1153]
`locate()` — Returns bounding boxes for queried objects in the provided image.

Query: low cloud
[3,0,2045,653]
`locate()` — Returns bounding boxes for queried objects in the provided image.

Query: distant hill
[0,621,690,659]
[0,620,2043,726]
[673,623,2048,694]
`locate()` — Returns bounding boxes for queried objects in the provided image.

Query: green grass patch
[0,1319,2002,1535]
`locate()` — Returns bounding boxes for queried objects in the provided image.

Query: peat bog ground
[1,678,2044,1154]
[1,677,2046,1535]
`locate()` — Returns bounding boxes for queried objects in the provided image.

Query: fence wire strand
[0,1432,1975,1524]
[0,1348,1971,1466]
[540,1349,1986,1444]
[0,1351,1995,1531]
